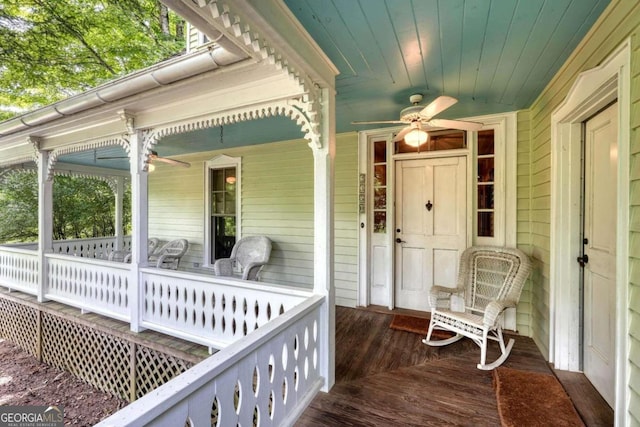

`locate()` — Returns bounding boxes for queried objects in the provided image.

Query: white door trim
[550,39,630,423]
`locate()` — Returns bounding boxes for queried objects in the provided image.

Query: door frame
[550,39,630,421]
[357,114,518,310]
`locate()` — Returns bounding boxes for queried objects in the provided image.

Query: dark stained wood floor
[296,307,613,427]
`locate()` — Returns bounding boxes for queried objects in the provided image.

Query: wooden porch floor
[296,306,613,427]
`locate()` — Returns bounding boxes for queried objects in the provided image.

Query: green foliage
[0,172,131,243]
[0,0,185,118]
[0,173,38,242]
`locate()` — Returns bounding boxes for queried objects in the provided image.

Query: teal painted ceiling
[285,0,610,131]
[59,0,610,170]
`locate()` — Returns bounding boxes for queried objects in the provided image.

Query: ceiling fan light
[147,163,156,172]
[404,129,428,147]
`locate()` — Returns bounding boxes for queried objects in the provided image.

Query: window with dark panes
[372,140,387,233]
[477,130,495,237]
[210,167,237,262]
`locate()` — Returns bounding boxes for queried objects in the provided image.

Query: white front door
[583,102,617,407]
[394,156,467,311]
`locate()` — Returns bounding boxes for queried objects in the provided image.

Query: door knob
[577,254,589,267]
[426,200,433,211]
[395,238,405,244]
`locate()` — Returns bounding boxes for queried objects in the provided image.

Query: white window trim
[465,112,518,247]
[204,154,242,268]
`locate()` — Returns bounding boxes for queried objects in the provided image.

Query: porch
[0,237,329,425]
[297,307,614,427]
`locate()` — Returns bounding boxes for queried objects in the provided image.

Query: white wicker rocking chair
[422,246,531,370]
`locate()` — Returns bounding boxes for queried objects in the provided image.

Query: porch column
[114,176,125,251]
[36,147,53,303]
[312,87,336,391]
[128,130,149,332]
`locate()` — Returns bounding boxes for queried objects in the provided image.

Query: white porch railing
[1,236,132,259]
[45,254,131,322]
[140,268,312,349]
[0,246,39,294]
[51,236,131,259]
[0,243,326,426]
[96,294,325,427]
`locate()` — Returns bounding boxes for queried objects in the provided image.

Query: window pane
[213,193,224,214]
[478,212,494,237]
[395,129,465,153]
[373,140,386,163]
[478,158,494,182]
[212,169,224,190]
[478,130,495,155]
[225,191,236,214]
[374,188,386,209]
[431,129,465,150]
[478,184,494,209]
[374,211,386,233]
[213,216,236,260]
[374,165,386,186]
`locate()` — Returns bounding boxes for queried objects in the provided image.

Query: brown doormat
[494,367,584,427]
[389,314,454,339]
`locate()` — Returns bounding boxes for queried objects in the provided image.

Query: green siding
[630,14,640,424]
[516,109,533,337]
[520,0,640,422]
[334,132,359,307]
[148,133,360,306]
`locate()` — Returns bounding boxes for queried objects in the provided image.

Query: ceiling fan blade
[418,96,458,120]
[393,126,414,142]
[352,120,406,125]
[428,118,483,131]
[151,155,191,168]
[97,156,128,160]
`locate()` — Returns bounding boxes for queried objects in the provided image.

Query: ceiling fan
[98,150,191,168]
[351,94,483,146]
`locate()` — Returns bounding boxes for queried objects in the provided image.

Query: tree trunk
[159,2,169,35]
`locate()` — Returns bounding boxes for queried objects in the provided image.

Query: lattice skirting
[0,295,195,402]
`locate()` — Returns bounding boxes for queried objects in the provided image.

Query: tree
[0,172,131,243]
[0,0,185,121]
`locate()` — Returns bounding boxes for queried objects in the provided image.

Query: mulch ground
[0,338,127,426]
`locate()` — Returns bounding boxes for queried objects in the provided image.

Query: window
[205,155,241,266]
[372,140,387,233]
[395,129,466,154]
[476,130,495,237]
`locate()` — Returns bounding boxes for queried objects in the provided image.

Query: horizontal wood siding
[516,109,532,337]
[149,134,360,306]
[148,161,204,269]
[149,139,315,287]
[334,133,359,307]
[241,141,314,287]
[629,19,640,425]
[523,0,640,421]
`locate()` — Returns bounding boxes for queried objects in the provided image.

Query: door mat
[494,366,584,427]
[389,314,454,339]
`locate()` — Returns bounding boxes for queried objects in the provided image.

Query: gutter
[0,44,248,138]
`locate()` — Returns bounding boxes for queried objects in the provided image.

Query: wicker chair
[149,239,189,270]
[108,238,159,263]
[422,246,531,370]
[213,236,272,280]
